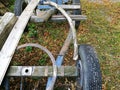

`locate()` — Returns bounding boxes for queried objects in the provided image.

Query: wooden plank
[7,66,77,77]
[0,0,40,85]
[0,12,17,49]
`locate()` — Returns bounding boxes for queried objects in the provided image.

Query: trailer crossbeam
[7,66,77,77]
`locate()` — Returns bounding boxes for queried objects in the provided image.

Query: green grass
[79,0,120,89]
[25,46,32,52]
[8,0,15,12]
[38,54,48,65]
[27,23,38,38]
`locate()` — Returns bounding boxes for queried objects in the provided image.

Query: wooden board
[0,0,40,85]
[0,12,17,49]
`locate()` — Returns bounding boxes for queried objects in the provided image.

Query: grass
[8,0,15,12]
[27,23,38,38]
[79,0,120,89]
[38,54,48,65]
[25,46,32,52]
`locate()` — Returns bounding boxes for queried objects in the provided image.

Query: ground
[79,1,120,90]
[1,0,120,90]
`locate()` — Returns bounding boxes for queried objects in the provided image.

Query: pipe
[17,43,57,90]
[43,1,78,60]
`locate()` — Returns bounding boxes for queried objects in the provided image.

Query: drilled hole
[25,69,29,73]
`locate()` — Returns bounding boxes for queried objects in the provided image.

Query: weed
[20,37,26,43]
[28,23,35,29]
[38,59,46,66]
[8,0,15,12]
[38,54,48,65]
[48,29,61,39]
[38,38,44,43]
[13,61,21,66]
[9,5,14,12]
[27,23,38,38]
[25,46,32,52]
[28,29,38,38]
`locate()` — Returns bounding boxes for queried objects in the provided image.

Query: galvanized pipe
[17,43,57,90]
[43,1,78,60]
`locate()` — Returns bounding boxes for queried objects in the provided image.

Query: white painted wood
[0,0,40,85]
[0,12,17,49]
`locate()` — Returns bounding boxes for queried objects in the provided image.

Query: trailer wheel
[14,0,27,16]
[76,44,102,90]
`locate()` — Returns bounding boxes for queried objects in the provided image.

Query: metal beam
[30,15,87,22]
[51,15,87,21]
[59,5,80,9]
[7,66,77,77]
[0,15,87,22]
[38,5,80,9]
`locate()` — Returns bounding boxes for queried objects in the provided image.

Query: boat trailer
[0,0,102,90]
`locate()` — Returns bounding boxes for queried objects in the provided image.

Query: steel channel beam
[7,66,77,77]
[51,15,87,21]
[37,5,80,9]
[30,15,87,22]
[46,24,74,88]
[0,15,87,22]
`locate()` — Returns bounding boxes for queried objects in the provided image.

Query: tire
[14,0,27,16]
[76,44,102,90]
[73,0,81,29]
